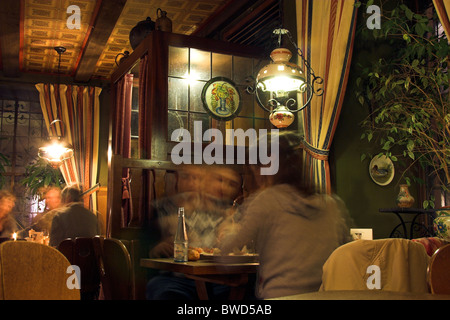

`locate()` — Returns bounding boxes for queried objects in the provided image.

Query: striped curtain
[433,0,450,39]
[296,0,358,193]
[35,83,102,211]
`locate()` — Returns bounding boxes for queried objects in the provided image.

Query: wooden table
[269,290,450,300]
[379,207,438,239]
[140,257,259,300]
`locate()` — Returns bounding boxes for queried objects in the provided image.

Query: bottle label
[174,242,188,262]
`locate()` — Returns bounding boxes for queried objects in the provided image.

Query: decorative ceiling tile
[18,0,230,79]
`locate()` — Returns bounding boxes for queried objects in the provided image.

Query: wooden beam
[74,0,127,82]
[192,0,256,38]
[0,0,21,77]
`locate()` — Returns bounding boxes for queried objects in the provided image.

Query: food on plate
[186,246,256,261]
[188,248,200,261]
[231,245,252,255]
[198,247,222,255]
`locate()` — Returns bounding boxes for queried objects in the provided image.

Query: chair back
[57,237,101,299]
[428,244,450,294]
[0,241,80,300]
[320,238,430,293]
[93,237,133,300]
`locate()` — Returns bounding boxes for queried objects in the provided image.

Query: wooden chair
[57,237,101,300]
[0,241,80,300]
[93,237,133,300]
[428,244,450,294]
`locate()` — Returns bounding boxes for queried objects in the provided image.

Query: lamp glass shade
[256,48,305,93]
[38,141,74,167]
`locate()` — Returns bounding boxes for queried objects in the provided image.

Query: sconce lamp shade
[38,141,74,168]
[38,119,73,168]
[256,48,305,94]
[246,28,324,129]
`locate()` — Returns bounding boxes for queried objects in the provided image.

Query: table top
[140,257,259,276]
[379,208,437,214]
[269,290,450,300]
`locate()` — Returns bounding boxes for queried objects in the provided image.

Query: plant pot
[434,210,450,241]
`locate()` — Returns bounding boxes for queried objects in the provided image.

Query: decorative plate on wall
[369,155,395,186]
[201,77,242,121]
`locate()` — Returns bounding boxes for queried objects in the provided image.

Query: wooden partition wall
[108,30,267,242]
[107,31,269,299]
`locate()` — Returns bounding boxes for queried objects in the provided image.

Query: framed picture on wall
[201,77,242,121]
[369,155,395,186]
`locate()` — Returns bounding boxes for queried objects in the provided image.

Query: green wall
[330,10,419,239]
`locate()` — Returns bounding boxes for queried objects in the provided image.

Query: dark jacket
[49,203,100,247]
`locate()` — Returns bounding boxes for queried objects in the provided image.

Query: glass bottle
[174,207,188,262]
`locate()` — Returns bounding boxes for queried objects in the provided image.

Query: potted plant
[355,1,450,209]
[20,158,65,202]
[0,136,11,189]
[0,150,10,189]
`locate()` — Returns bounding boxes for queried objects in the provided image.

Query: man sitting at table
[49,185,101,247]
[146,165,244,300]
[19,186,63,238]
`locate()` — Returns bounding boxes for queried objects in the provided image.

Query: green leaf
[358,95,365,105]
[405,8,414,20]
[405,177,411,186]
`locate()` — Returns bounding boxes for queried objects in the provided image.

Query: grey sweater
[220,184,351,299]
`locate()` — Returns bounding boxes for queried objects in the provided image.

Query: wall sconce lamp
[247,28,324,128]
[38,119,74,168]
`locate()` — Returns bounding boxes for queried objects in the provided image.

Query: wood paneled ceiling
[0,0,239,83]
[0,0,280,84]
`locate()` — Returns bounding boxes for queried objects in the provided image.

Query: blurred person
[146,164,243,300]
[43,185,62,212]
[49,185,101,247]
[26,186,63,235]
[149,165,242,257]
[0,190,17,238]
[219,131,353,300]
[186,166,242,248]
